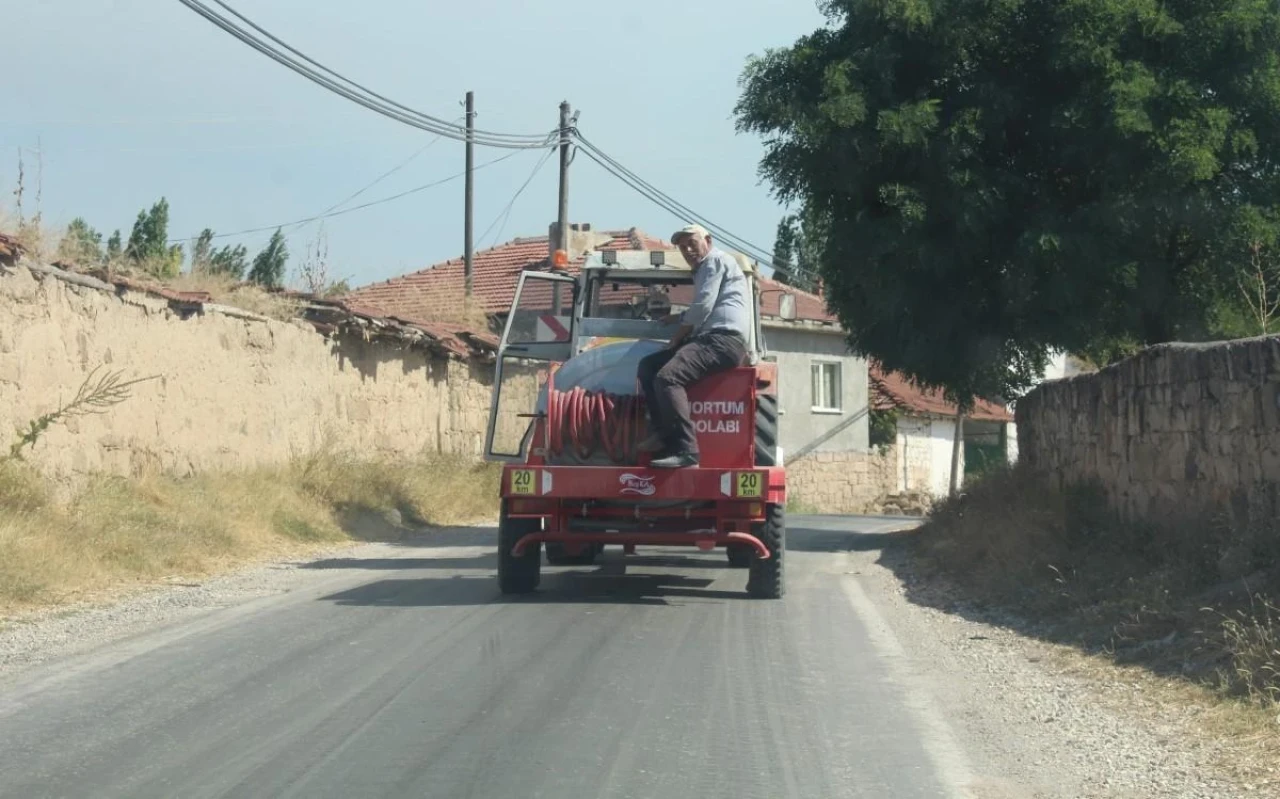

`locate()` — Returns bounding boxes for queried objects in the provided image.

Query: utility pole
[949,407,965,497]
[553,100,571,315]
[463,91,475,301]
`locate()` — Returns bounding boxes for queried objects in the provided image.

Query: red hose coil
[544,379,647,464]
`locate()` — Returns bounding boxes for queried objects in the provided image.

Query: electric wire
[572,140,820,285]
[203,0,549,145]
[168,149,531,244]
[176,0,556,149]
[477,146,558,249]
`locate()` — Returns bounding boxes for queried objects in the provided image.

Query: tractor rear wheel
[754,392,779,467]
[746,503,785,599]
[498,501,541,594]
[730,392,780,569]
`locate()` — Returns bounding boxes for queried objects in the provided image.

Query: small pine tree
[125,198,180,277]
[191,228,215,273]
[106,230,122,261]
[57,217,104,265]
[209,244,249,280]
[248,228,288,287]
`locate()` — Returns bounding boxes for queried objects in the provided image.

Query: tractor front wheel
[746,503,785,599]
[498,501,541,594]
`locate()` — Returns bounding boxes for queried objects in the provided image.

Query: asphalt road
[0,516,975,799]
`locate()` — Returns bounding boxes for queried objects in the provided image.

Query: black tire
[754,393,778,467]
[726,544,753,568]
[545,541,599,566]
[498,501,541,594]
[746,503,785,599]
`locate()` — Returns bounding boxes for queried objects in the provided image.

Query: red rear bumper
[501,465,785,504]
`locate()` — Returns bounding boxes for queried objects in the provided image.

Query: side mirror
[779,292,797,321]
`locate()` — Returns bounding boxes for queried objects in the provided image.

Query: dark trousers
[638,331,748,456]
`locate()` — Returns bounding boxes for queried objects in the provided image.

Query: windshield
[585,273,694,322]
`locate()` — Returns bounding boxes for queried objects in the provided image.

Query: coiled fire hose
[545,383,647,463]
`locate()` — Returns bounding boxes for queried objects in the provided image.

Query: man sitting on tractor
[637,223,752,468]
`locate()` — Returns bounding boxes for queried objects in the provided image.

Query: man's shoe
[637,433,665,453]
[650,452,699,469]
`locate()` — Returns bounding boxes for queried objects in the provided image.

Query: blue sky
[3,0,827,289]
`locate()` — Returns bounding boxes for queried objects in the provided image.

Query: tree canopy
[736,0,1280,399]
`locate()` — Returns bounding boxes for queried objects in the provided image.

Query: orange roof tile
[869,364,1012,423]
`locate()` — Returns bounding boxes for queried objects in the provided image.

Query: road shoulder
[842,530,1267,799]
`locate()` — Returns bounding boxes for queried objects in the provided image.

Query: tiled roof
[345,236,559,318]
[0,232,24,266]
[346,229,840,325]
[869,365,1013,423]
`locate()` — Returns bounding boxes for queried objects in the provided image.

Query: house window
[811,360,842,412]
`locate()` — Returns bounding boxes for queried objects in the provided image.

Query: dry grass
[910,465,1280,747]
[165,271,300,321]
[0,453,499,613]
[0,208,61,264]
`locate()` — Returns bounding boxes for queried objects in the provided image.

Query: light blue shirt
[682,247,751,339]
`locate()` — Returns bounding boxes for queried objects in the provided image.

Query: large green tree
[736,0,1280,400]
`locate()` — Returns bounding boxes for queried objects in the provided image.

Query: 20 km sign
[735,471,763,498]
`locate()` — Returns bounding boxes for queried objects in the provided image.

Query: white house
[869,364,1015,498]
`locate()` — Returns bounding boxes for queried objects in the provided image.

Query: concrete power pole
[552,100,571,315]
[557,100,571,255]
[463,91,475,301]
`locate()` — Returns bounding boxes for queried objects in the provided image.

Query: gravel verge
[851,539,1275,799]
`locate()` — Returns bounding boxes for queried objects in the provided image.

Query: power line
[572,135,820,284]
[292,120,460,235]
[175,0,555,149]
[169,149,530,244]
[478,146,557,249]
[206,0,544,144]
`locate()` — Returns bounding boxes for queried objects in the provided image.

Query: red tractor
[483,249,788,598]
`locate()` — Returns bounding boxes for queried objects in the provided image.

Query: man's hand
[667,323,692,350]
[659,313,682,325]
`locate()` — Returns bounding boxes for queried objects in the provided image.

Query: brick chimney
[547,222,608,260]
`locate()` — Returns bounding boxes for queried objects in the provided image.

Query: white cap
[670,223,710,245]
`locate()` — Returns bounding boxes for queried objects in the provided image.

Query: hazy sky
[4,0,827,288]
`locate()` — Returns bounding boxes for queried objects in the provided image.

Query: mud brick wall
[0,264,538,487]
[787,449,898,514]
[1016,337,1280,525]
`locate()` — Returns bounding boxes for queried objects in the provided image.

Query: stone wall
[787,449,898,514]
[0,264,539,486]
[1016,336,1280,524]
